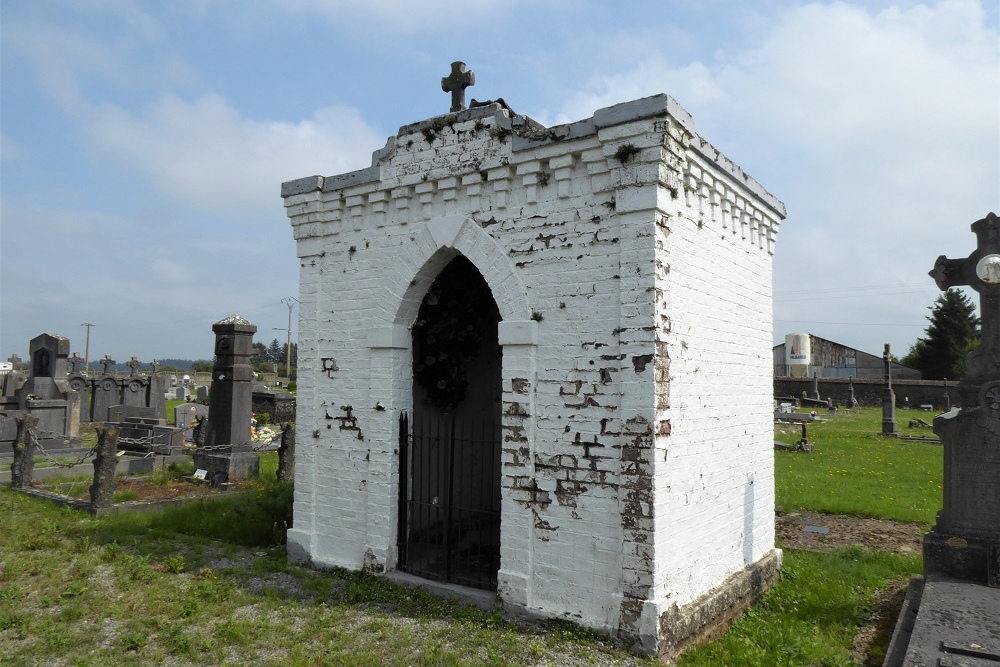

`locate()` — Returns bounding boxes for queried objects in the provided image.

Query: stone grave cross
[69,352,84,374]
[151,359,160,374]
[882,343,898,435]
[100,355,116,375]
[930,212,1000,401]
[923,211,1000,587]
[441,61,475,112]
[127,356,141,376]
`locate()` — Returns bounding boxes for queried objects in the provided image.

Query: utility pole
[281,297,298,378]
[80,323,95,374]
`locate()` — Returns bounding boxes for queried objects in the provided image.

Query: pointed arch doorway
[398,255,503,591]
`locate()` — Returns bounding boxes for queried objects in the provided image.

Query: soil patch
[776,510,924,554]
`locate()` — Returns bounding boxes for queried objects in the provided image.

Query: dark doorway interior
[399,256,502,590]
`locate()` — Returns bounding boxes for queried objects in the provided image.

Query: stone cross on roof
[929,212,1000,395]
[127,356,141,376]
[100,355,116,375]
[69,352,84,374]
[441,61,475,113]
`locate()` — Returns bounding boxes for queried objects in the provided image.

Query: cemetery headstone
[100,355,116,375]
[92,375,121,424]
[122,375,148,408]
[887,214,1000,663]
[115,417,183,455]
[923,212,1000,585]
[175,402,209,440]
[69,352,85,374]
[67,373,92,423]
[146,374,167,420]
[108,405,156,423]
[882,344,898,435]
[194,315,259,485]
[15,333,78,439]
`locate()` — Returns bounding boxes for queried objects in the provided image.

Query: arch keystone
[427,215,470,250]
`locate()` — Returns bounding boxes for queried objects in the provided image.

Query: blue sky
[2,0,998,364]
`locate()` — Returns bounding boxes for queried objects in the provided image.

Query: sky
[2,0,998,366]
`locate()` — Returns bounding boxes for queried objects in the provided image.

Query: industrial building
[773,333,921,380]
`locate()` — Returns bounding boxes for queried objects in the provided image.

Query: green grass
[165,398,185,425]
[775,407,943,524]
[679,547,920,667]
[0,416,940,666]
[0,482,652,666]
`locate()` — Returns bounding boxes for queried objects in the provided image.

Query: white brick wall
[282,95,785,651]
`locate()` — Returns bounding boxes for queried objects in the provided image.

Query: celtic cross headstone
[69,352,84,374]
[930,211,1000,403]
[924,212,1000,587]
[100,355,116,375]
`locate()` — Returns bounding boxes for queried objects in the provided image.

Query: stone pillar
[90,425,118,511]
[146,374,167,421]
[196,315,260,486]
[10,415,38,489]
[881,344,898,435]
[277,423,295,482]
[205,315,257,450]
[811,373,820,401]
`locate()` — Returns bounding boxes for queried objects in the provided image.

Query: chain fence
[22,424,281,468]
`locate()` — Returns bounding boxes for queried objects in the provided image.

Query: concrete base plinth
[193,450,259,487]
[923,527,1000,588]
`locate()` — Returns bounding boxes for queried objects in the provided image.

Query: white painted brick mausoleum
[282,92,786,657]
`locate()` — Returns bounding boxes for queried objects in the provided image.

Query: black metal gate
[398,412,501,590]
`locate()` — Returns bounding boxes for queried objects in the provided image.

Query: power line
[774,319,924,327]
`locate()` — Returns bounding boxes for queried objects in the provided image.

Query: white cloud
[551,0,999,354]
[81,94,386,216]
[271,0,537,32]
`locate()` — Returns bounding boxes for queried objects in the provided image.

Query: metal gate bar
[399,412,500,590]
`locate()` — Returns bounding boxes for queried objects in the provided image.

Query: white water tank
[785,333,810,377]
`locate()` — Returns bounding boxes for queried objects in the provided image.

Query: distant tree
[191,360,214,373]
[903,289,980,380]
[267,338,283,363]
[250,341,267,366]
